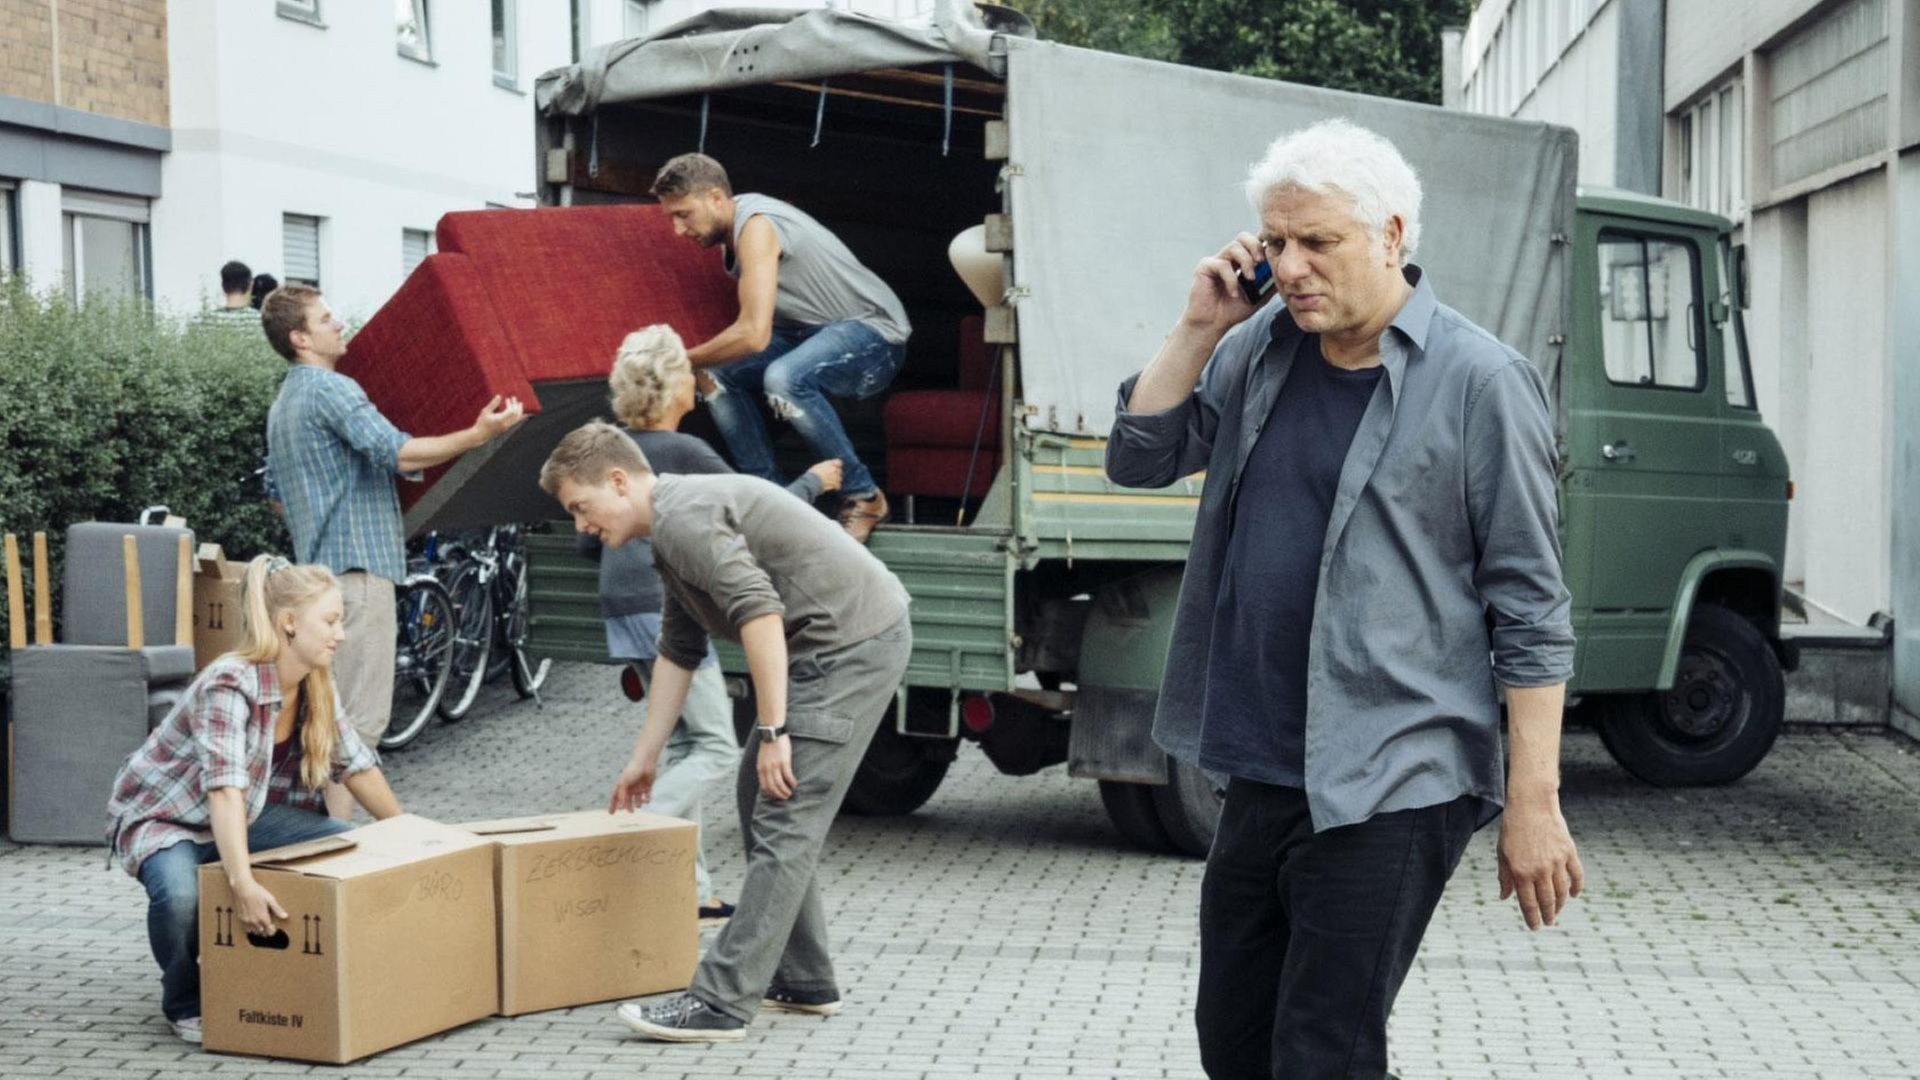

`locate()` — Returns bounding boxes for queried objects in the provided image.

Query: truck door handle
[1602,441,1637,463]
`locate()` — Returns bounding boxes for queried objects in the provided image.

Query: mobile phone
[1239,259,1275,305]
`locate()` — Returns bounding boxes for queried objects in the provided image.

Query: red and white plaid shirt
[106,656,379,876]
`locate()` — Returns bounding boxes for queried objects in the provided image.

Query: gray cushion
[60,522,195,649]
[7,646,153,845]
[137,645,197,685]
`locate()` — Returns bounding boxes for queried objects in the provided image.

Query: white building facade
[1453,0,1920,688]
[84,1,934,321]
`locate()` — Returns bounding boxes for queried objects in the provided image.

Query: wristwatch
[756,724,788,740]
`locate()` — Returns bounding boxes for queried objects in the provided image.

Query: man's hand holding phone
[1184,232,1274,334]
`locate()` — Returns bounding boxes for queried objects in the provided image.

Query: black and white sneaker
[616,994,746,1042]
[761,985,842,1017]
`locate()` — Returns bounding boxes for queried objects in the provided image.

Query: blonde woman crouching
[106,555,403,1045]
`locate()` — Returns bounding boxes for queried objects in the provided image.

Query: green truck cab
[524,9,1791,855]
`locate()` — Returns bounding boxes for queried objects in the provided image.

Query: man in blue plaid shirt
[261,283,525,816]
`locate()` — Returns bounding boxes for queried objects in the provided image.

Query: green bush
[0,277,291,661]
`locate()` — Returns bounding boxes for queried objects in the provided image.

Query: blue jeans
[704,321,905,498]
[136,803,351,1021]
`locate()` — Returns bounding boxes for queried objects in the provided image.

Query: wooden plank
[4,535,22,650]
[32,532,50,646]
[175,535,193,647]
[123,534,143,652]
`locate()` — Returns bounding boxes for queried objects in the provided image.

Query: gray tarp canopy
[1000,36,1576,436]
[537,10,1576,440]
[535,6,1004,116]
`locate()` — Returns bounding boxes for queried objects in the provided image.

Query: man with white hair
[1106,119,1583,1078]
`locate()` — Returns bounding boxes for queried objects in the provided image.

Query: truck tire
[1596,604,1784,786]
[842,719,953,816]
[1151,761,1224,857]
[1098,780,1175,853]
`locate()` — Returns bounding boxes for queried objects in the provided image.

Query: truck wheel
[1151,761,1224,857]
[1098,780,1175,853]
[1596,604,1784,786]
[843,718,953,816]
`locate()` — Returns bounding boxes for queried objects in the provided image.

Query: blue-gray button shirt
[1106,267,1575,832]
[265,364,418,585]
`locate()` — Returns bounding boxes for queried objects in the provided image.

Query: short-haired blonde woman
[107,556,402,1045]
[587,324,839,924]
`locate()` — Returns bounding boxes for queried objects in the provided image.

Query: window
[396,0,432,63]
[1,181,17,276]
[402,228,434,275]
[283,213,322,288]
[1597,233,1704,391]
[492,0,518,87]
[624,0,653,38]
[277,0,323,25]
[62,191,151,302]
[1673,77,1745,219]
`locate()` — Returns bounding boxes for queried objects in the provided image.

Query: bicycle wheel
[438,562,493,722]
[503,559,551,699]
[383,576,455,750]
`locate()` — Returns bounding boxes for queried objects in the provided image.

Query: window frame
[492,0,519,89]
[401,227,435,276]
[276,0,324,27]
[61,190,153,303]
[0,180,18,277]
[1595,228,1708,395]
[283,212,324,289]
[397,0,434,65]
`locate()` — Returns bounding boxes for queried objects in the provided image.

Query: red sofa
[338,204,737,530]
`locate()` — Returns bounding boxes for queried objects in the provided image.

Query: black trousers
[1195,779,1477,1080]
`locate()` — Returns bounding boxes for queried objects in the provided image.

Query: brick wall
[0,0,168,128]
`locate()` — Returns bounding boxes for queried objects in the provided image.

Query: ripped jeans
[703,320,904,498]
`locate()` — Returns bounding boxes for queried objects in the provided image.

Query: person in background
[197,260,261,330]
[583,323,843,924]
[106,556,403,1046]
[261,284,525,814]
[650,152,909,544]
[249,273,279,311]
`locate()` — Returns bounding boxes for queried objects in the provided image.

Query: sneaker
[836,490,890,545]
[698,899,736,925]
[170,1016,203,1044]
[616,994,746,1042]
[762,985,842,1017]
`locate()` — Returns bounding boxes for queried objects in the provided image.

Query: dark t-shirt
[1198,335,1384,787]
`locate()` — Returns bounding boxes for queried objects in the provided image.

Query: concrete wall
[1665,0,1816,113]
[1512,0,1620,188]
[1892,146,1920,712]
[1797,168,1891,623]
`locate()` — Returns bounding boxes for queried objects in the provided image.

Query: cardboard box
[190,543,248,671]
[197,814,498,1063]
[461,810,699,1016]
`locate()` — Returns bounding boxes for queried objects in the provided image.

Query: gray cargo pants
[690,615,912,1022]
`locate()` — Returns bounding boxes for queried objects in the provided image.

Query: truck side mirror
[1732,243,1750,310]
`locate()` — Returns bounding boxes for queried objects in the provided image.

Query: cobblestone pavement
[3,664,1919,1079]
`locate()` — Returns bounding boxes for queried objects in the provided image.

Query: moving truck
[520,6,1793,855]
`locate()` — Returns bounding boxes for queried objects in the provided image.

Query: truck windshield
[1719,237,1757,410]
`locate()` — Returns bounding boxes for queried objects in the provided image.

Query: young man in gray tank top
[650,153,910,544]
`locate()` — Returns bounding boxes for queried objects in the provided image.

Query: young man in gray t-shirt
[540,421,912,1043]
[650,152,910,544]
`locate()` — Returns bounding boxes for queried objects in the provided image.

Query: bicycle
[437,524,549,721]
[382,562,456,750]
